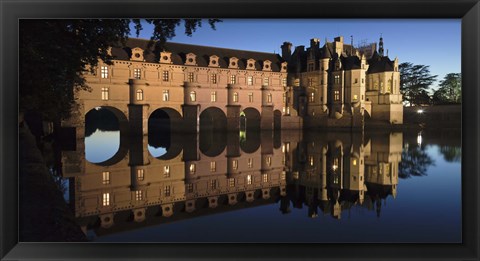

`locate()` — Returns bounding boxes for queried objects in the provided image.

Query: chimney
[310,38,320,49]
[281,42,293,62]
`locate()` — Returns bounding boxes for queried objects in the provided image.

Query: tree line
[399,62,461,106]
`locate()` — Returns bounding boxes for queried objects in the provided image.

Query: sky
[131,19,461,91]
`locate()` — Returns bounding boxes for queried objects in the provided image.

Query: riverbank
[19,123,87,242]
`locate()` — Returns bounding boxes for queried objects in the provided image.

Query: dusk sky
[132,19,461,91]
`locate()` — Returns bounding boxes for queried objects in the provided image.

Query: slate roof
[110,38,285,72]
[367,51,395,73]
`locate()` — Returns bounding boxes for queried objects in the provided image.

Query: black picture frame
[1,0,479,260]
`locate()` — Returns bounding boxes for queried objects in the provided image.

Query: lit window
[101,87,109,100]
[163,165,170,178]
[281,171,286,180]
[188,72,195,82]
[248,158,253,168]
[267,93,272,103]
[262,173,268,183]
[283,92,287,103]
[334,176,339,184]
[101,66,108,78]
[190,91,196,102]
[308,78,314,86]
[162,70,169,81]
[210,180,217,190]
[282,78,287,87]
[164,186,170,196]
[135,190,143,201]
[210,161,216,172]
[263,77,269,86]
[134,68,141,79]
[334,90,340,101]
[353,94,358,100]
[309,156,314,166]
[248,92,253,103]
[137,169,144,181]
[353,159,357,166]
[233,92,239,103]
[102,193,110,206]
[309,92,315,102]
[232,160,238,170]
[163,90,169,101]
[102,171,110,185]
[247,76,253,86]
[334,75,340,84]
[136,89,143,101]
[186,184,193,193]
[228,178,235,187]
[189,163,196,174]
[211,91,217,102]
[211,74,217,84]
[230,75,236,84]
[247,175,252,185]
[266,157,272,166]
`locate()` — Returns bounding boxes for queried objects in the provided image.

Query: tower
[378,35,384,57]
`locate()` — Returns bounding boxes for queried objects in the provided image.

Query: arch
[148,108,183,160]
[240,128,261,154]
[199,107,227,157]
[84,107,129,165]
[241,107,261,131]
[273,109,282,130]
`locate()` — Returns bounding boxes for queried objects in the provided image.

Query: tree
[399,62,437,106]
[399,143,435,179]
[432,73,461,104]
[20,19,221,121]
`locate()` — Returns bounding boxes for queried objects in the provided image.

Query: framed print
[1,0,479,260]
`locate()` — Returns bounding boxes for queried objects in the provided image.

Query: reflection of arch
[200,107,227,157]
[274,110,282,130]
[240,129,261,154]
[200,107,227,132]
[242,107,261,130]
[148,108,183,160]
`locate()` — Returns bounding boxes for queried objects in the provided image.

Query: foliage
[439,145,461,162]
[399,143,435,179]
[20,19,221,121]
[432,73,461,104]
[399,62,437,106]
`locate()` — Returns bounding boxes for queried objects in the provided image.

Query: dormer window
[185,53,197,66]
[208,55,220,67]
[262,60,272,71]
[131,47,144,61]
[229,57,239,69]
[247,59,256,70]
[159,51,172,64]
[280,62,287,73]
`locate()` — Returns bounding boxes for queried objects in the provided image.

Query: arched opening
[148,108,183,159]
[199,107,227,157]
[274,110,282,130]
[239,108,261,153]
[84,106,128,165]
[241,107,261,131]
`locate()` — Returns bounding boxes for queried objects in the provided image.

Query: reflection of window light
[137,169,144,181]
[281,171,286,180]
[162,90,169,101]
[232,160,238,170]
[186,183,193,193]
[210,161,216,172]
[190,163,196,173]
[293,172,299,179]
[417,109,424,114]
[135,190,143,201]
[228,178,235,187]
[102,193,110,206]
[333,176,339,184]
[417,132,423,146]
[164,186,170,196]
[190,91,196,102]
[247,175,252,185]
[210,180,217,190]
[262,173,268,183]
[102,171,110,185]
[248,158,253,168]
[163,165,170,178]
[309,156,314,166]
[266,157,272,166]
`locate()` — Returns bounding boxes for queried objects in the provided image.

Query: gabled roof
[367,51,395,73]
[110,38,285,72]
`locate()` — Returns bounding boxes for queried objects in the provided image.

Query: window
[190,91,196,102]
[262,173,268,183]
[164,186,170,196]
[101,66,108,78]
[282,78,287,87]
[281,171,286,180]
[248,92,254,103]
[162,71,169,81]
[188,72,195,82]
[135,190,143,201]
[102,171,110,185]
[334,75,340,84]
[267,93,272,103]
[102,193,110,206]
[137,169,144,181]
[354,78,358,84]
[353,94,358,100]
[163,90,169,101]
[101,87,109,100]
[228,178,235,187]
[308,63,314,71]
[136,89,143,101]
[309,156,314,166]
[308,78,314,87]
[362,78,365,84]
[247,76,253,86]
[134,68,141,79]
[211,91,217,102]
[210,161,216,172]
[189,163,196,174]
[210,180,217,190]
[211,74,217,84]
[230,75,236,84]
[186,184,193,193]
[163,165,170,178]
[266,157,272,166]
[353,159,357,166]
[233,92,239,103]
[334,90,340,101]
[309,92,315,103]
[263,77,269,86]
[283,92,287,103]
[232,160,238,170]
[248,158,253,168]
[247,175,252,185]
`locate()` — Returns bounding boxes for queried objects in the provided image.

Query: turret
[378,35,384,57]
[281,42,292,62]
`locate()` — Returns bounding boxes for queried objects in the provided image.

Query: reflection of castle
[62,130,402,236]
